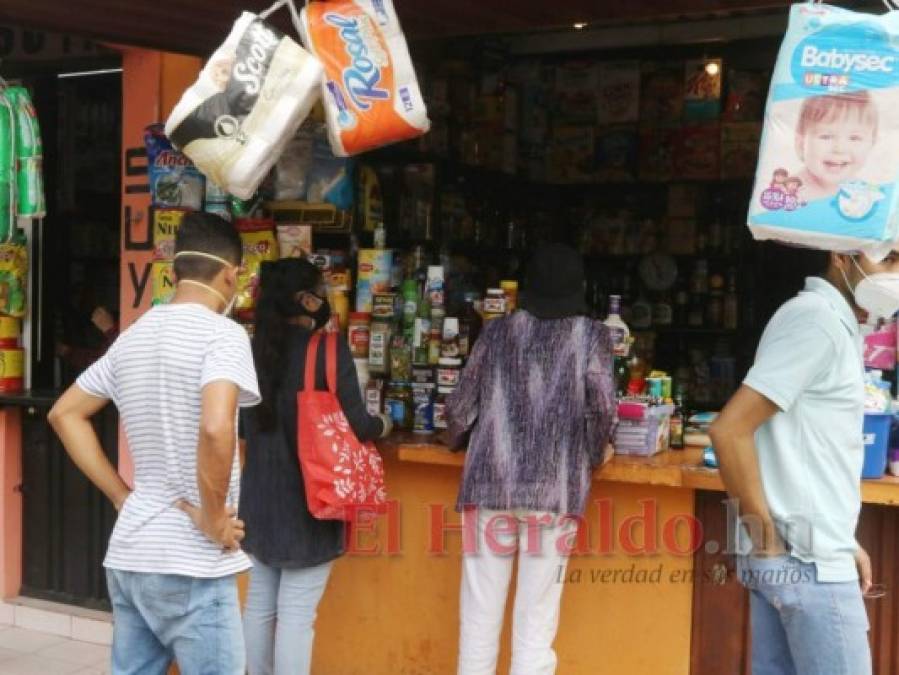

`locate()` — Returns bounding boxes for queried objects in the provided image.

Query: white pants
[458,509,575,675]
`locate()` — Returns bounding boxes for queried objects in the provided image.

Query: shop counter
[383,431,899,506]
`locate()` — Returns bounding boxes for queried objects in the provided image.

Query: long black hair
[252,258,323,432]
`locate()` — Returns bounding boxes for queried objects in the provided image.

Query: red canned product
[348,312,371,359]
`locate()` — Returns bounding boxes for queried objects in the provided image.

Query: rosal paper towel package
[165,1,323,200]
[749,4,899,260]
[299,0,431,157]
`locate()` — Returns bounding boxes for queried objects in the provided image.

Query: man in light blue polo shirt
[710,248,899,675]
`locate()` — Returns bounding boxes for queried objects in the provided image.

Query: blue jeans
[244,556,333,675]
[737,555,871,675]
[106,568,245,675]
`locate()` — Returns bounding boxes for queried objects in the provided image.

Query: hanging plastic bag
[0,91,13,243]
[165,0,324,200]
[5,86,45,219]
[299,0,431,156]
[749,3,899,260]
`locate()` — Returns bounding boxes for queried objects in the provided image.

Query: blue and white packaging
[749,4,899,259]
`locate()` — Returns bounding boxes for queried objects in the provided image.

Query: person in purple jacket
[448,243,617,675]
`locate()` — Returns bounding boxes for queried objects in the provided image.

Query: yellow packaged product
[153,208,188,261]
[0,239,28,319]
[237,219,279,321]
[152,262,176,306]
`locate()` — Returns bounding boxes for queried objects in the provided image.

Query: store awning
[0,0,790,55]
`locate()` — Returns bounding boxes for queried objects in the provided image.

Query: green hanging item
[5,86,44,220]
[0,90,13,244]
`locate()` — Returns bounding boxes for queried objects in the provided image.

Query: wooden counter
[383,432,899,506]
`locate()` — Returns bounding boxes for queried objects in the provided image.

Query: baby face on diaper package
[749,3,899,258]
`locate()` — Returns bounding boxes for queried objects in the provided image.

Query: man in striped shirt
[49,212,260,675]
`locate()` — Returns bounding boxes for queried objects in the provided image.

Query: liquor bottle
[413,296,432,366]
[669,388,686,450]
[604,295,631,359]
[688,294,705,328]
[402,279,419,340]
[723,269,739,330]
[614,354,630,398]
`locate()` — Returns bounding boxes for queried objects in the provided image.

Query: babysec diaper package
[299,0,431,157]
[749,4,899,259]
[165,1,323,200]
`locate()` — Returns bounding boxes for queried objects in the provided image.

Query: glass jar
[348,312,371,359]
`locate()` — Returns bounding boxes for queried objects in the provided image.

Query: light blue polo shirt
[742,276,864,582]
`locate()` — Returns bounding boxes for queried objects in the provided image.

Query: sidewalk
[0,625,110,674]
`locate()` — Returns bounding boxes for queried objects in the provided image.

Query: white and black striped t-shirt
[77,303,261,578]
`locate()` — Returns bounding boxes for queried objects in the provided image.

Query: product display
[749,4,899,258]
[236,219,280,320]
[165,4,324,199]
[300,0,431,156]
[145,124,205,211]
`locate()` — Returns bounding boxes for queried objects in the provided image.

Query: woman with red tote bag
[239,258,391,675]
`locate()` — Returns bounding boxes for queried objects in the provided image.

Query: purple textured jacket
[447,311,616,516]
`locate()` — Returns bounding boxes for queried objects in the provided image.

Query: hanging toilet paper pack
[749,4,899,258]
[165,11,323,199]
[300,0,430,157]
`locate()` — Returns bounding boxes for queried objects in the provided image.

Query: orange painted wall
[310,455,695,674]
[0,408,22,598]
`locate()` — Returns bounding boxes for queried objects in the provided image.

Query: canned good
[0,347,24,393]
[385,381,413,431]
[500,280,519,313]
[412,382,435,434]
[433,387,452,430]
[484,289,507,315]
[348,312,372,359]
[647,377,663,401]
[437,357,462,388]
[412,367,434,384]
[365,378,384,416]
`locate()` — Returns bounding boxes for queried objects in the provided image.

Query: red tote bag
[297,331,387,521]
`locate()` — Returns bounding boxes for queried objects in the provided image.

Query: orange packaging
[299,0,430,157]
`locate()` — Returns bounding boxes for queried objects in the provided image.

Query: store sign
[0,25,102,60]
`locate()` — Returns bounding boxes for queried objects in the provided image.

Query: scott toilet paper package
[165,1,323,199]
[749,4,899,258]
[300,0,431,157]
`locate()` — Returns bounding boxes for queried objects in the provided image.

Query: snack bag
[144,124,205,210]
[5,86,45,219]
[151,262,176,306]
[236,219,279,320]
[276,224,313,258]
[165,3,324,199]
[0,237,27,318]
[153,209,188,261]
[299,0,430,156]
[749,4,899,259]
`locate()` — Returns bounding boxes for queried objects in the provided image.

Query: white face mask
[174,251,238,316]
[844,257,899,321]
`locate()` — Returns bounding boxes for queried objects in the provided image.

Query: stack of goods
[613,399,675,457]
[360,252,519,435]
[0,84,44,392]
[164,0,430,201]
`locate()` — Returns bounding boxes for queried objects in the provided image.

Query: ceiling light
[705,61,720,76]
[573,22,588,30]
[57,68,123,80]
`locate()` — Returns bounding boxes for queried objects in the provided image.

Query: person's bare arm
[178,381,245,551]
[708,385,784,556]
[48,386,131,511]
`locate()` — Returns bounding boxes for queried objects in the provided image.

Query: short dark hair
[173,212,242,282]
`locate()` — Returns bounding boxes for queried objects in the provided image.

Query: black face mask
[298,295,332,330]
